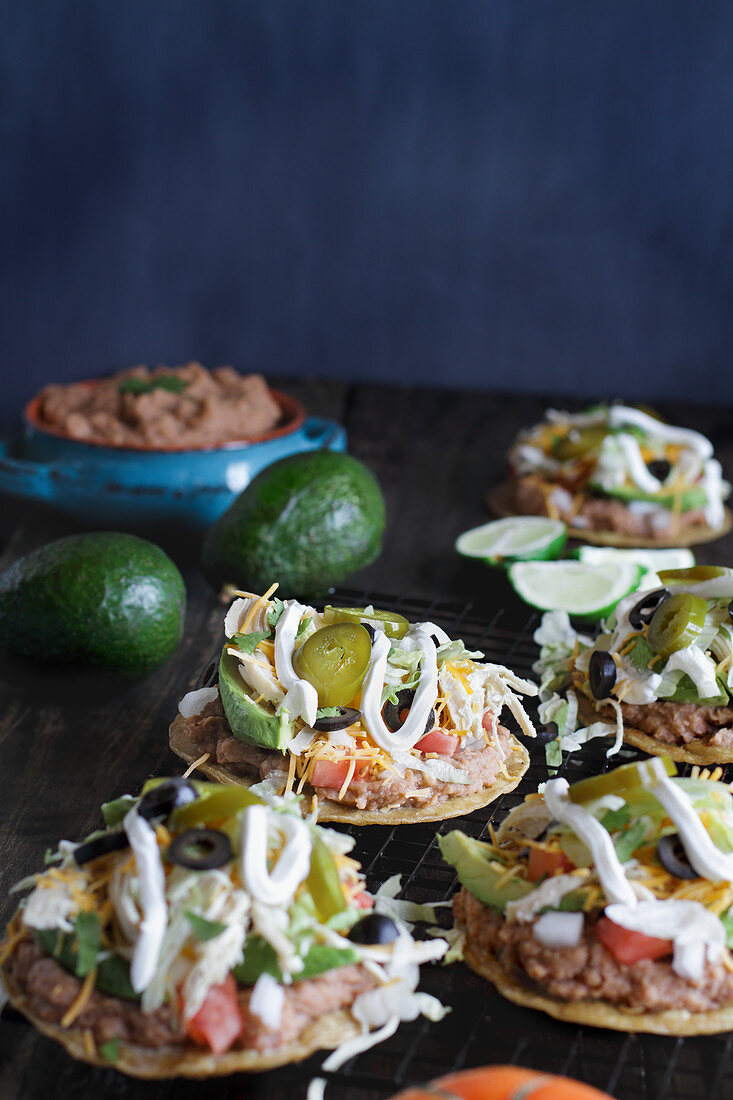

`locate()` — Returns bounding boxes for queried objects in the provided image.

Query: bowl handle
[0,439,66,503]
[300,417,347,452]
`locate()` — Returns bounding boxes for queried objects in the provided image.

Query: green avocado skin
[201,451,386,598]
[0,532,186,677]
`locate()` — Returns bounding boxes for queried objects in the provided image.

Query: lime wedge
[455,517,566,566]
[575,546,696,575]
[508,560,644,620]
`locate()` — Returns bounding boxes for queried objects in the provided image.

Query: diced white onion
[532,910,584,948]
[178,687,219,718]
[249,971,285,1030]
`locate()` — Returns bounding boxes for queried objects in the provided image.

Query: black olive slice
[628,588,670,631]
[728,599,733,626]
[348,913,400,945]
[588,650,617,700]
[647,459,671,482]
[138,778,199,823]
[657,833,698,880]
[362,623,376,642]
[382,689,434,736]
[535,726,561,745]
[168,828,233,871]
[313,707,361,733]
[74,831,130,866]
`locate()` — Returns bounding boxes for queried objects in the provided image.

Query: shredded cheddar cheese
[60,968,97,1028]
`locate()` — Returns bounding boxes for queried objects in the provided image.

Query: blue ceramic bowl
[0,389,346,529]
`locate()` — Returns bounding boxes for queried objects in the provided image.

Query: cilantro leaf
[316,707,342,719]
[600,805,632,832]
[74,911,101,977]
[267,598,286,628]
[613,820,647,863]
[231,630,270,655]
[118,375,189,396]
[296,615,312,638]
[100,1038,120,1064]
[185,911,228,941]
[624,636,657,671]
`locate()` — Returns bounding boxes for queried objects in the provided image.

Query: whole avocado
[0,532,186,677]
[201,451,385,596]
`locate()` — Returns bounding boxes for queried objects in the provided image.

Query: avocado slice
[439,831,534,912]
[219,649,294,750]
[588,482,708,512]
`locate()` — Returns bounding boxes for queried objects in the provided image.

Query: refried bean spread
[35,362,282,449]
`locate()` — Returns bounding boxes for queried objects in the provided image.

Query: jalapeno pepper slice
[306,835,346,921]
[568,756,676,804]
[646,592,708,658]
[657,566,726,584]
[552,425,607,461]
[323,605,409,640]
[169,786,263,831]
[293,623,372,707]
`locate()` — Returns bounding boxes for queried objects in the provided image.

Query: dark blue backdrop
[3,0,733,423]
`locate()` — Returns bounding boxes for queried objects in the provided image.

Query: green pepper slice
[568,756,676,804]
[658,566,726,584]
[646,592,708,658]
[293,623,372,707]
[323,605,409,640]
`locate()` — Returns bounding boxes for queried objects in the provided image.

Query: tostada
[441,757,733,1035]
[169,586,537,824]
[535,566,733,766]
[0,780,447,1078]
[495,403,730,546]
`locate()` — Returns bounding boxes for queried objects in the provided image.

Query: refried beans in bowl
[33,362,286,450]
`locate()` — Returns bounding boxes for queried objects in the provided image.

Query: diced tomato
[595,916,673,964]
[310,757,370,790]
[353,890,374,909]
[185,975,243,1054]
[415,729,460,755]
[526,847,575,882]
[482,710,497,735]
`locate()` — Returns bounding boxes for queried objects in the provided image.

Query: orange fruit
[390,1065,614,1100]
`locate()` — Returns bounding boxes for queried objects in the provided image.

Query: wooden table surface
[2,380,733,1100]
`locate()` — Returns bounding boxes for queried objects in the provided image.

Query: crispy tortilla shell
[621,726,733,766]
[0,938,360,1079]
[169,715,530,825]
[461,935,733,1037]
[486,480,732,548]
[575,681,733,766]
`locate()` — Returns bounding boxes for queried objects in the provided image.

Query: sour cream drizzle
[123,808,168,993]
[614,433,663,493]
[649,772,733,882]
[360,629,438,753]
[543,779,637,906]
[274,602,318,727]
[239,804,312,907]
[606,405,713,459]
